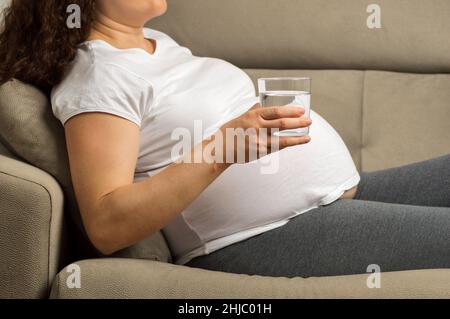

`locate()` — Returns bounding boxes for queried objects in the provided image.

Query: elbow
[87,227,120,256]
[89,232,119,256]
[84,214,123,256]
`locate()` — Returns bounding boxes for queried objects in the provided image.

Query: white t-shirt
[52,28,360,264]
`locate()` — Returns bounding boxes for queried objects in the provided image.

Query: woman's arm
[65,105,311,255]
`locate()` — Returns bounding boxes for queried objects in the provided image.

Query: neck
[88,11,150,51]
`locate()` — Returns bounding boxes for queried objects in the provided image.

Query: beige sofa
[1,0,449,299]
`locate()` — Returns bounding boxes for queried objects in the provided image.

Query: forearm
[90,140,229,254]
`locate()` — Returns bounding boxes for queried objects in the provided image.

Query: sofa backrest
[148,0,450,73]
[147,0,450,171]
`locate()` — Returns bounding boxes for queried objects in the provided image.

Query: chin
[147,0,168,19]
[124,0,168,24]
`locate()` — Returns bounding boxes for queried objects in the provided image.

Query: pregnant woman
[1,0,448,278]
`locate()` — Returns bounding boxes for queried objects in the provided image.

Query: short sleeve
[51,60,153,127]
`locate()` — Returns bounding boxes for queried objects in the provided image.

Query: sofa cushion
[50,258,450,298]
[362,71,450,171]
[0,80,71,186]
[0,79,172,263]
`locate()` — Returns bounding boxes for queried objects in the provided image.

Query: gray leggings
[185,153,450,278]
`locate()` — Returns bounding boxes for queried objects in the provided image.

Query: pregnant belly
[179,110,361,243]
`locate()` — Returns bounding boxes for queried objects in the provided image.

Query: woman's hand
[211,103,312,166]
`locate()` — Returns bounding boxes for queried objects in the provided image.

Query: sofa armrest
[50,258,450,299]
[0,155,65,298]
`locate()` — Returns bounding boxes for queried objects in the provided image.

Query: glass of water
[258,77,311,137]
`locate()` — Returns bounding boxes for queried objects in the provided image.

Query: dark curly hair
[0,0,95,93]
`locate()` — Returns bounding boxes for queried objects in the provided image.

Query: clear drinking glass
[258,77,311,137]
